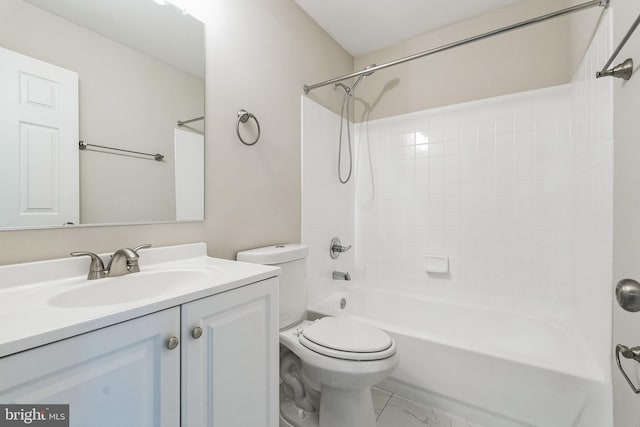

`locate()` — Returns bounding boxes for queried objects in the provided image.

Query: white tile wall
[301,97,355,306]
[569,9,613,407]
[354,86,575,318]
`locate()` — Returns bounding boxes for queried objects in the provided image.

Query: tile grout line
[377,392,394,421]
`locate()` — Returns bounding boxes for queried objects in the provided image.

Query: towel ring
[236,109,260,146]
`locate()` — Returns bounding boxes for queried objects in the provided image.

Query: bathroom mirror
[0,0,205,230]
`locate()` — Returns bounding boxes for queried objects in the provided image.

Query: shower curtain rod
[303,0,609,94]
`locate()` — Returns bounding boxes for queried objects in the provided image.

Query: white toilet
[237,244,398,427]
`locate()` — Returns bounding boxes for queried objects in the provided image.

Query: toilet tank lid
[236,244,308,265]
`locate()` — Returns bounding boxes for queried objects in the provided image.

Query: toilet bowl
[237,244,398,427]
[281,319,398,427]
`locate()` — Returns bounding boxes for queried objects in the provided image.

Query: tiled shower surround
[354,85,575,318]
[303,71,612,321]
[303,83,612,422]
[302,11,613,425]
[305,72,611,319]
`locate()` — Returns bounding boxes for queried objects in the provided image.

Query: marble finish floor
[372,388,485,427]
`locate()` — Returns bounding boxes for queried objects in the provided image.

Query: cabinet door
[0,308,180,427]
[181,278,279,427]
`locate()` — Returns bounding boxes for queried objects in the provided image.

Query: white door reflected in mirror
[0,47,79,228]
[0,0,205,230]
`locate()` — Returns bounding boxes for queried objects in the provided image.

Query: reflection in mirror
[0,0,205,230]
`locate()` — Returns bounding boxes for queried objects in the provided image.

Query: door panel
[0,46,79,227]
[613,0,640,425]
[181,279,279,427]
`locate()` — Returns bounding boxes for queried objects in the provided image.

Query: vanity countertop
[0,243,279,358]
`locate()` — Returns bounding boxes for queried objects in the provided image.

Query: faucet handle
[71,251,106,280]
[132,244,152,254]
[330,237,352,259]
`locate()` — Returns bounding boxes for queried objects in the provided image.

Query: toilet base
[280,399,319,427]
[319,386,376,427]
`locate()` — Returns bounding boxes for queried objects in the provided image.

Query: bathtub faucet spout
[332,271,351,281]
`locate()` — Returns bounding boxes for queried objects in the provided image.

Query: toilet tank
[236,244,309,330]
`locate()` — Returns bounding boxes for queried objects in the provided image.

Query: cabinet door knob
[191,327,203,340]
[166,336,180,350]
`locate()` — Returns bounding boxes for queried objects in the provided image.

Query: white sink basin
[49,270,214,308]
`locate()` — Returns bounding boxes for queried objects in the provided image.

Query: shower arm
[303,0,608,94]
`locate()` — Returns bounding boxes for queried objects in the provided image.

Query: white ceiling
[294,0,525,56]
[24,0,205,78]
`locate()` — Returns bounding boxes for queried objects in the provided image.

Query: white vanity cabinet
[0,277,278,427]
[181,277,279,427]
[0,307,181,427]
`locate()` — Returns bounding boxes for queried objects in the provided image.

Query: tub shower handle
[330,237,352,259]
[616,344,640,394]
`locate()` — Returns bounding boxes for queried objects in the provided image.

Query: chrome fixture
[330,237,352,259]
[177,116,204,126]
[303,0,608,94]
[236,109,261,146]
[597,58,634,81]
[335,64,375,184]
[191,327,203,340]
[69,251,107,280]
[596,13,639,80]
[107,244,151,277]
[614,278,640,393]
[166,336,180,350]
[616,344,640,394]
[332,271,351,281]
[79,141,164,162]
[616,279,640,312]
[71,244,151,280]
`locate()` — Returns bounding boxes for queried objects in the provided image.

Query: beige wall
[0,0,353,265]
[0,0,204,224]
[353,0,575,121]
[197,0,352,260]
[568,0,607,75]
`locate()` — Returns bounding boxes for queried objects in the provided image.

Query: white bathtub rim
[307,287,603,383]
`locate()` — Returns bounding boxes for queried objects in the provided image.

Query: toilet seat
[299,317,396,361]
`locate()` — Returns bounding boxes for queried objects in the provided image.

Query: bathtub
[306,287,606,427]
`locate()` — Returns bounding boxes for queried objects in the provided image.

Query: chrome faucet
[107,245,150,276]
[332,271,351,281]
[71,244,151,280]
